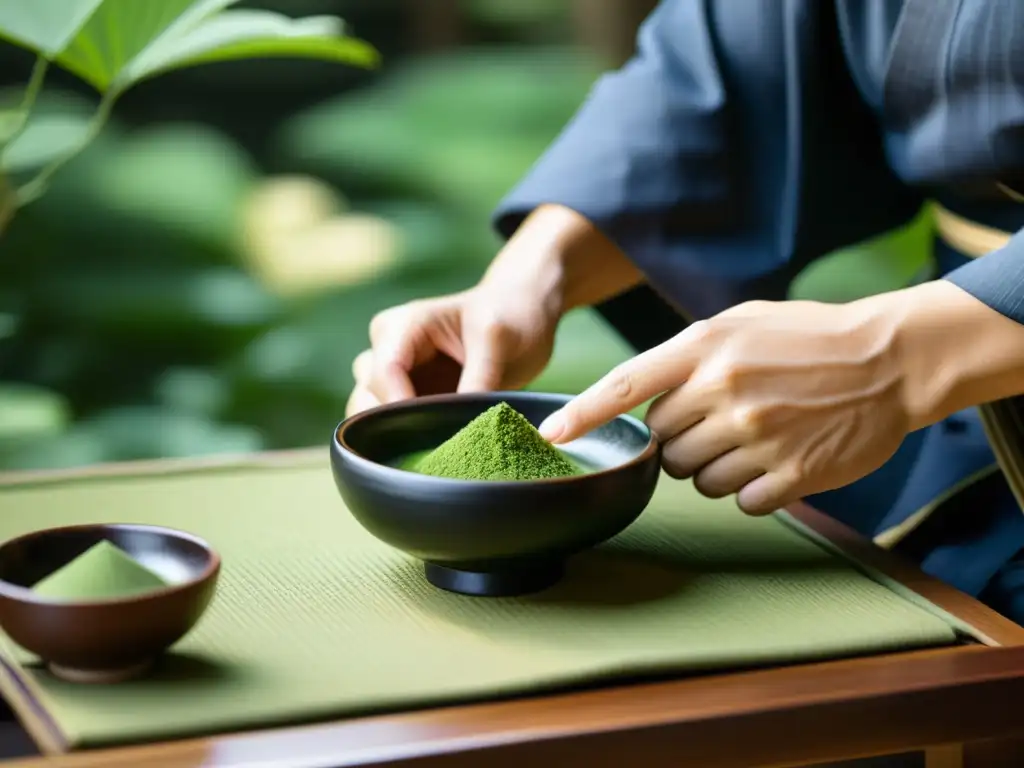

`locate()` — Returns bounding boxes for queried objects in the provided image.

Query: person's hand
[538,293,923,515]
[346,288,559,416]
[346,204,645,417]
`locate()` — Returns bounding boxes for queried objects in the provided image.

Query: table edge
[6,644,1024,768]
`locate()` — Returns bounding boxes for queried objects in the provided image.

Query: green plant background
[0,1,934,472]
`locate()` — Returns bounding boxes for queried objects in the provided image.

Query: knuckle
[694,365,740,401]
[368,307,399,342]
[604,369,635,402]
[713,369,741,398]
[780,457,807,487]
[731,404,767,439]
[684,319,716,345]
[477,316,509,345]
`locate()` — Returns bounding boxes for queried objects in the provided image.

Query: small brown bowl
[0,524,220,684]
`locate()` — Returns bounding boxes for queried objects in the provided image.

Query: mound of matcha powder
[33,540,168,601]
[413,402,580,481]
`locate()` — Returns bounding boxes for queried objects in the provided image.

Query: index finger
[538,333,699,444]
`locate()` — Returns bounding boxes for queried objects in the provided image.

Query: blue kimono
[493,0,1024,623]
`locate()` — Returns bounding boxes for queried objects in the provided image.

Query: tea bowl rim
[333,390,659,489]
[0,522,221,609]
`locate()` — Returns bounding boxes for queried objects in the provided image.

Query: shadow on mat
[28,652,244,691]
[529,550,692,607]
[145,653,241,686]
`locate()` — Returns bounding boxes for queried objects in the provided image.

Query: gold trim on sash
[873,203,1023,548]
[978,401,1024,515]
[932,203,1011,259]
[872,464,999,548]
[997,182,1024,204]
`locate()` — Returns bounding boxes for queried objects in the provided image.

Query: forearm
[479,204,644,317]
[878,279,1024,431]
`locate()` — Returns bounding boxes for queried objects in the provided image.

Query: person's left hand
[538,295,916,515]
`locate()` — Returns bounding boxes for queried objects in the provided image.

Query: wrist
[480,204,643,319]
[875,280,1024,430]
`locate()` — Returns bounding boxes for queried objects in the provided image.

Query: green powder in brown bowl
[409,402,581,481]
[33,540,169,601]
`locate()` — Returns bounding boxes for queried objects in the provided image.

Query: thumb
[457,330,505,393]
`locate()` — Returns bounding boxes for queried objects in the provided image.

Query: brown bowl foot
[48,658,154,684]
[424,560,563,597]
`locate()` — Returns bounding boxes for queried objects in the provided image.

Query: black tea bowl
[331,391,661,597]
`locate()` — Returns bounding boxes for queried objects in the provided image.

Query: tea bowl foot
[424,560,563,597]
[48,658,154,684]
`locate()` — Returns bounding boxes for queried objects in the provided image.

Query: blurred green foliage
[0,17,934,472]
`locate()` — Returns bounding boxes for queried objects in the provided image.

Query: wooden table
[1,456,1024,768]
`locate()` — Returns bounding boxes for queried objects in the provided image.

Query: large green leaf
[0,0,376,94]
[54,0,203,91]
[0,0,102,56]
[123,10,379,88]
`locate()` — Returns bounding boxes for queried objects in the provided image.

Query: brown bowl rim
[0,523,221,608]
[334,390,660,488]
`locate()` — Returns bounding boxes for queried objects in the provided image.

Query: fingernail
[538,412,565,442]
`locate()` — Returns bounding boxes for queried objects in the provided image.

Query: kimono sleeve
[946,232,1024,325]
[492,0,924,325]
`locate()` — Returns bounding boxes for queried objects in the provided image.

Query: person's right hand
[346,287,560,417]
[345,204,645,417]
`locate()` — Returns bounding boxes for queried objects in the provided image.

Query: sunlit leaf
[0,0,374,94]
[0,0,102,56]
[122,10,378,87]
[54,0,203,91]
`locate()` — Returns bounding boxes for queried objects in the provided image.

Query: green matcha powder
[410,402,581,481]
[33,540,169,601]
